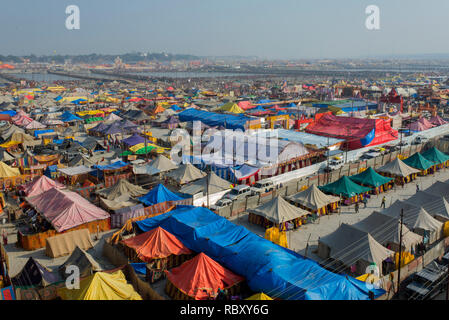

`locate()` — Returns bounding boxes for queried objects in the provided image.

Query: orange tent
[165,252,244,300]
[153,105,165,114]
[122,227,192,262]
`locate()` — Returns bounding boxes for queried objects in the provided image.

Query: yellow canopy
[245,293,273,300]
[356,273,380,284]
[219,103,244,113]
[0,162,20,178]
[57,270,142,300]
[0,141,21,148]
[129,143,168,153]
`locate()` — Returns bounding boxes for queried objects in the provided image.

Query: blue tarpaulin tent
[61,111,83,122]
[178,108,250,130]
[34,129,55,138]
[0,110,17,117]
[138,184,185,206]
[134,206,385,300]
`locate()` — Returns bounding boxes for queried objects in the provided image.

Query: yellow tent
[219,103,244,114]
[0,162,20,178]
[57,270,142,300]
[0,141,21,149]
[356,273,380,284]
[265,227,288,248]
[245,293,273,300]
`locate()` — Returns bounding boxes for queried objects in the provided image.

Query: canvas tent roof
[0,161,20,178]
[22,175,65,197]
[349,167,393,187]
[45,228,94,258]
[133,155,178,175]
[248,196,309,224]
[100,196,138,211]
[97,179,147,200]
[424,181,449,200]
[376,157,420,177]
[319,223,394,267]
[382,200,443,233]
[138,184,186,206]
[319,176,371,198]
[287,184,340,211]
[11,257,60,287]
[57,270,142,300]
[27,187,110,232]
[421,147,449,165]
[179,172,231,196]
[122,227,192,262]
[166,163,206,184]
[59,246,102,279]
[403,152,436,171]
[352,211,422,251]
[165,252,244,300]
[405,191,449,220]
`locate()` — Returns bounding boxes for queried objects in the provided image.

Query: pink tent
[28,187,110,232]
[409,120,429,131]
[429,115,447,126]
[25,120,46,130]
[12,110,33,127]
[237,101,255,110]
[22,175,64,197]
[418,117,435,129]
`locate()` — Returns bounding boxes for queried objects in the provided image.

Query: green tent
[85,117,104,123]
[119,151,133,156]
[318,176,371,198]
[135,146,155,154]
[349,167,393,188]
[403,152,436,171]
[421,147,449,165]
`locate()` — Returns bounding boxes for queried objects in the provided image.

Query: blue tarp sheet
[130,263,146,275]
[34,129,54,138]
[92,160,128,171]
[178,108,249,130]
[0,110,16,117]
[138,184,185,206]
[61,111,82,122]
[134,206,385,300]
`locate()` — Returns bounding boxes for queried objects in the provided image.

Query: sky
[1,0,449,59]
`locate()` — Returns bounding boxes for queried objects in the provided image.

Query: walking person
[416,184,419,193]
[2,229,7,245]
[355,202,359,213]
[363,197,368,208]
[381,196,386,209]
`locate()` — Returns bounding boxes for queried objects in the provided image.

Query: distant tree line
[0,52,201,64]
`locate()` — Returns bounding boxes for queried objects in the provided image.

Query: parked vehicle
[210,198,233,211]
[323,157,344,172]
[403,261,448,300]
[250,180,275,195]
[224,185,252,201]
[412,136,428,145]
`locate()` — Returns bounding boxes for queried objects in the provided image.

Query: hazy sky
[1,0,449,59]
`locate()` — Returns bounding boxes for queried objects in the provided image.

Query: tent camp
[352,211,422,252]
[166,163,206,185]
[245,292,273,300]
[45,229,94,258]
[318,223,395,275]
[122,226,192,264]
[138,184,186,206]
[27,187,110,233]
[11,257,60,287]
[318,176,371,202]
[405,191,449,221]
[248,196,309,229]
[382,200,443,243]
[287,184,340,214]
[179,172,231,196]
[59,246,102,278]
[57,270,142,300]
[22,175,64,198]
[165,252,245,300]
[96,179,147,200]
